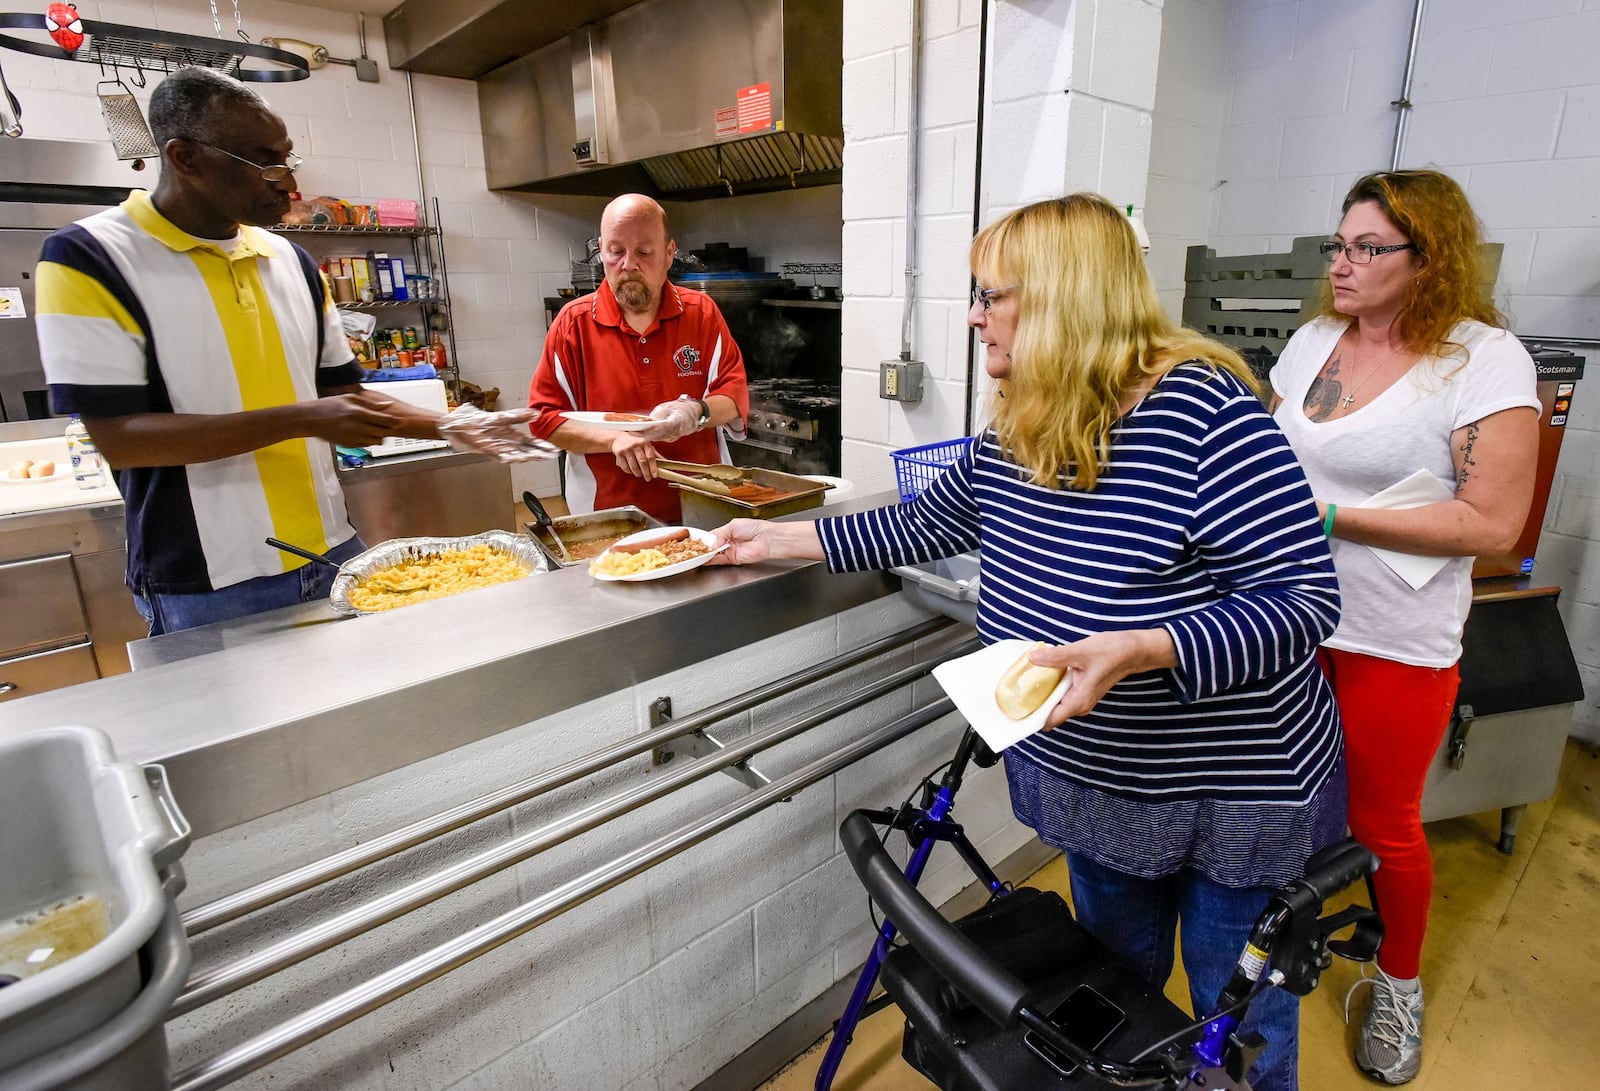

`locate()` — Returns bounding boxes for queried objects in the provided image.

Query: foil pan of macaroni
[328,530,550,616]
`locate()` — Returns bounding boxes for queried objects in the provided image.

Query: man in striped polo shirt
[35,67,532,635]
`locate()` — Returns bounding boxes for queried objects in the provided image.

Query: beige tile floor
[762,741,1600,1091]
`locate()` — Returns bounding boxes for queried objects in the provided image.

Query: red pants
[1319,647,1459,979]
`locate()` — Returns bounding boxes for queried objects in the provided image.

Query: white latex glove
[437,405,560,462]
[641,396,703,442]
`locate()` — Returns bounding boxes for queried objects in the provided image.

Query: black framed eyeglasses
[971,284,1018,311]
[194,141,304,182]
[1319,240,1416,265]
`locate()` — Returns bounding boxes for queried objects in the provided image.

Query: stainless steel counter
[337,448,515,542]
[0,492,905,838]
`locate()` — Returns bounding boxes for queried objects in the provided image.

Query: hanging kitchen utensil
[521,491,571,563]
[0,56,22,137]
[97,76,156,163]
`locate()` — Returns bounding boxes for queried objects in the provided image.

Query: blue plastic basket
[891,438,969,502]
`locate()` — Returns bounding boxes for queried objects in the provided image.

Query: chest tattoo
[1303,353,1346,422]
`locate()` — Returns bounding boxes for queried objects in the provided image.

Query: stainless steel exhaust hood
[475,0,841,200]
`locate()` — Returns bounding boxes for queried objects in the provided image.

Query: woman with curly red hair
[1270,170,1540,1084]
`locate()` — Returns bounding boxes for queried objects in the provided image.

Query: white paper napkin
[1352,469,1457,590]
[931,639,1075,752]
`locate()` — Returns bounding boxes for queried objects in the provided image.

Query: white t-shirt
[1271,317,1540,667]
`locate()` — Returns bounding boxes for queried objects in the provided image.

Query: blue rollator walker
[818,726,1384,1091]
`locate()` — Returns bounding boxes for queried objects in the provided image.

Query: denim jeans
[1066,852,1300,1091]
[132,535,367,637]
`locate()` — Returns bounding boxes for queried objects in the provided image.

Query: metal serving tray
[523,505,665,568]
[328,530,550,616]
[671,466,833,529]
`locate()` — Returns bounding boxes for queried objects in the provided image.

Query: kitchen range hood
[459,0,841,200]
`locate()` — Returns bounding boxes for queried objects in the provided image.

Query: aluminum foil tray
[328,530,550,616]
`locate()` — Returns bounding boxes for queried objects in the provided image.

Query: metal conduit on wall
[168,624,973,1079]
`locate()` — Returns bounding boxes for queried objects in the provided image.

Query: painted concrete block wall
[839,0,984,497]
[1144,0,1230,319]
[165,594,1026,1089]
[839,0,1166,496]
[1147,0,1600,741]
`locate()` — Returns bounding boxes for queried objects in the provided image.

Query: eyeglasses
[1319,240,1416,265]
[971,284,1018,311]
[194,141,303,182]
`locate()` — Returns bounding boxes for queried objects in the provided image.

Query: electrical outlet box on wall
[880,360,925,403]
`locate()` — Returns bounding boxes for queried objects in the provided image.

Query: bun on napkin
[994,642,1065,720]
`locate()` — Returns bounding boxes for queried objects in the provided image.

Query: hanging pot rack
[0,13,310,81]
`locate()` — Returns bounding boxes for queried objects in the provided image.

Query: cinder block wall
[839,0,1168,496]
[166,594,1027,1090]
[1144,0,1600,741]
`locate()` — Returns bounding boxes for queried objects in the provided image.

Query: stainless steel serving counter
[0,493,904,838]
[337,447,515,542]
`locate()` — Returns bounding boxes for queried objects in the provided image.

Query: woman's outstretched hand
[708,518,827,565]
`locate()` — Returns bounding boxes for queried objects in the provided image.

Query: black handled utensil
[522,491,571,562]
[266,537,343,571]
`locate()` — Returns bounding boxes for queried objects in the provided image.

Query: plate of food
[561,410,656,432]
[930,639,1075,752]
[589,526,725,582]
[1,458,64,485]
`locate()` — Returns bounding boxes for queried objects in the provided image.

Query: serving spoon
[522,491,571,562]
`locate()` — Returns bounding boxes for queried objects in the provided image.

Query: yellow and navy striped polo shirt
[35,190,364,595]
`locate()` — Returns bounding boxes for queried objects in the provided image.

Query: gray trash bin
[0,726,191,1089]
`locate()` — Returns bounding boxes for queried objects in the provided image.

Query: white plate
[590,527,725,582]
[561,410,656,432]
[930,639,1075,752]
[0,466,67,485]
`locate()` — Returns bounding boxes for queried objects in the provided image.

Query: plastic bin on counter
[893,551,981,627]
[0,726,192,1090]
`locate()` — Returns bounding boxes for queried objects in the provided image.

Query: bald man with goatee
[528,194,750,523]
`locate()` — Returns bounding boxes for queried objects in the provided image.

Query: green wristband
[1322,503,1337,538]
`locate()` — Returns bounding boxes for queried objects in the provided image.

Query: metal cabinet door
[0,552,88,654]
[0,641,98,702]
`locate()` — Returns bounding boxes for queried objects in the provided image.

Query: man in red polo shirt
[529,193,749,523]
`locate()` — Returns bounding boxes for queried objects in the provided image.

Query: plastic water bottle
[65,414,107,490]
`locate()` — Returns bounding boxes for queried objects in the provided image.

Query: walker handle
[840,810,1031,1029]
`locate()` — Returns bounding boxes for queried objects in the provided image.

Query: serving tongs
[654,459,745,496]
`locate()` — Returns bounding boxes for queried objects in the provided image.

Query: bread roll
[29,460,55,478]
[9,458,33,480]
[994,642,1065,720]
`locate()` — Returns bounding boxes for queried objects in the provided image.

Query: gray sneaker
[1344,966,1424,1084]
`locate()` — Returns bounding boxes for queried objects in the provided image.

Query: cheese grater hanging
[97,79,158,162]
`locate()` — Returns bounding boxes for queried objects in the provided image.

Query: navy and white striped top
[819,365,1347,887]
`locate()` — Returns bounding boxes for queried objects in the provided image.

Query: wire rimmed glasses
[971,284,1018,311]
[1319,241,1416,265]
[194,141,304,182]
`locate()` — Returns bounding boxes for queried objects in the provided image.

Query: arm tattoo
[1456,422,1480,488]
[1302,354,1345,422]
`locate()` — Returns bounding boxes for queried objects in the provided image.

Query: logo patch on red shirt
[673,345,702,375]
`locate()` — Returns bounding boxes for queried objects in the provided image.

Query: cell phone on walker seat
[1023,984,1127,1077]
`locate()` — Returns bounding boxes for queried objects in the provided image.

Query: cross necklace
[1339,338,1404,408]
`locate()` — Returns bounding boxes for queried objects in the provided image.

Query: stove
[732,377,843,476]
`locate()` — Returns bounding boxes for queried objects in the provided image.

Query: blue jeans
[133,535,367,636]
[1066,853,1300,1091]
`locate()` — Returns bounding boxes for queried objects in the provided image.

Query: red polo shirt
[530,281,749,522]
